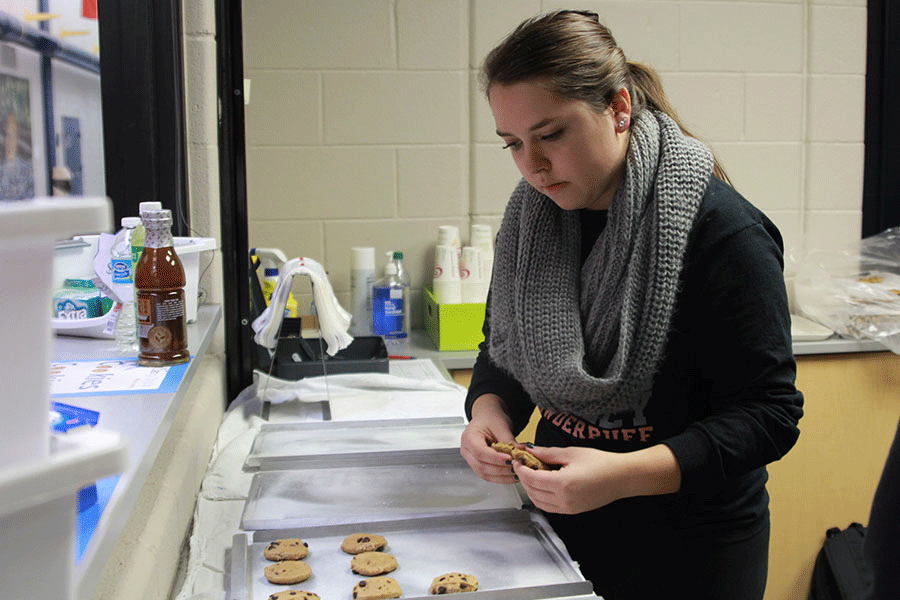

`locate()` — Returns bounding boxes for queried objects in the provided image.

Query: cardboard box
[422,286,486,351]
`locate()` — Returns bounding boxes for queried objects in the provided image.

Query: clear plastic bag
[794,227,900,353]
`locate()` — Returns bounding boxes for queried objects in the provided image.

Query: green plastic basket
[422,286,485,351]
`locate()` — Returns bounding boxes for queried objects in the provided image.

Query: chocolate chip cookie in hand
[491,441,550,470]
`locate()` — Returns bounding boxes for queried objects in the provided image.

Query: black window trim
[98,0,189,236]
[862,0,900,237]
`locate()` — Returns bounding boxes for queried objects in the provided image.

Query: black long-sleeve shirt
[865,418,900,599]
[465,176,804,539]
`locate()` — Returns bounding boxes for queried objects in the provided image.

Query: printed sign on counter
[50,357,191,397]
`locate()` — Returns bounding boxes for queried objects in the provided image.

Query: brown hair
[480,10,730,183]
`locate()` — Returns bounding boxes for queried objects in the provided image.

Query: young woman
[459,10,804,600]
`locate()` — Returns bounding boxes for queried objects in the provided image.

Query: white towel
[251,256,353,355]
[249,371,469,422]
[253,371,467,403]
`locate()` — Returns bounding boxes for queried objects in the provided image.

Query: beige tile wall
[242,0,868,323]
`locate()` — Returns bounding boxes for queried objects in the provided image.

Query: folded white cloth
[252,371,466,404]
[251,256,353,355]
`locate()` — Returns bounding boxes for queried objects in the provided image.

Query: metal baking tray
[240,454,527,530]
[243,417,467,471]
[229,509,594,600]
[261,399,329,422]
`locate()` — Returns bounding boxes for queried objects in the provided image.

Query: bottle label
[372,286,406,338]
[111,258,133,285]
[137,290,189,365]
[104,302,122,336]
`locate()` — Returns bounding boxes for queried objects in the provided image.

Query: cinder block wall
[242,0,867,324]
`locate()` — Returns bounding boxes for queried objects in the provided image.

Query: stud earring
[618,116,629,129]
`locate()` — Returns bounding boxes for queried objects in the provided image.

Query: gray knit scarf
[488,109,713,424]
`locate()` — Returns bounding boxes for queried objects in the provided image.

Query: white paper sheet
[388,357,445,380]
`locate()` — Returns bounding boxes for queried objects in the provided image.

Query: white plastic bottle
[460,246,487,303]
[390,251,411,335]
[372,259,407,339]
[111,216,141,352]
[470,223,494,288]
[432,244,462,304]
[350,247,376,336]
[253,248,298,317]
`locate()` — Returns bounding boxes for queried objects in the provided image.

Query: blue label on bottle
[372,286,406,338]
[111,258,133,285]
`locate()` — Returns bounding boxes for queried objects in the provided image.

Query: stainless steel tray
[229,509,594,600]
[240,455,526,530]
[244,417,466,471]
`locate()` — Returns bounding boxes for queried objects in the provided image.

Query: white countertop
[53,305,222,600]
[389,323,892,372]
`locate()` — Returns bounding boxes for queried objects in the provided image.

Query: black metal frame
[216,0,254,401]
[862,0,900,237]
[97,0,188,235]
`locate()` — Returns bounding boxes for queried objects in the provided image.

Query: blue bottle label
[111,258,133,285]
[372,285,406,338]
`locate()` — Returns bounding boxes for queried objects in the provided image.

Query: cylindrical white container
[433,244,461,304]
[470,223,494,287]
[437,225,462,260]
[0,238,53,468]
[470,223,493,249]
[350,246,376,336]
[460,246,487,304]
[0,196,110,470]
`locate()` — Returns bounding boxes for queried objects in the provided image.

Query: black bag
[809,523,873,600]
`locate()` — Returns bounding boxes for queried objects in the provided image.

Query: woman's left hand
[512,444,682,514]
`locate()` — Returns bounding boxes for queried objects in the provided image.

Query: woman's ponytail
[627,61,731,184]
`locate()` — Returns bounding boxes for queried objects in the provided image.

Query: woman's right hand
[460,394,518,484]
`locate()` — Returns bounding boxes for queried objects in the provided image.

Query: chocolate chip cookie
[264,560,312,585]
[430,572,479,594]
[267,591,319,600]
[491,441,550,470]
[352,576,402,599]
[351,551,399,576]
[264,538,309,561]
[341,533,388,554]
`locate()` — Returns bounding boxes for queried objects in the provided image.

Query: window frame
[98,0,189,235]
[862,0,900,237]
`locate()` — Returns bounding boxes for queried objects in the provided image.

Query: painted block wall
[241,0,867,324]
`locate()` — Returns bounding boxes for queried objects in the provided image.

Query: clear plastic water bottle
[112,216,141,352]
[372,258,407,339]
[391,251,411,335]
